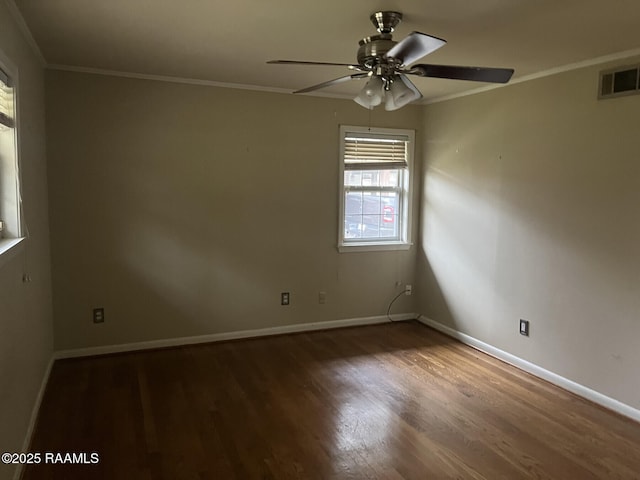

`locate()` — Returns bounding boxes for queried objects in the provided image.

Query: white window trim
[338,125,414,253]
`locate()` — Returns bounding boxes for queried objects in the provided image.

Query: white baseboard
[418,315,640,423]
[55,313,418,360]
[13,355,55,480]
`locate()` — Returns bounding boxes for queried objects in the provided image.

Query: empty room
[1,1,640,479]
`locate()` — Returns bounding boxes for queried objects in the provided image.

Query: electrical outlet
[281,292,290,306]
[405,284,412,295]
[519,319,529,336]
[93,307,105,324]
[318,291,326,304]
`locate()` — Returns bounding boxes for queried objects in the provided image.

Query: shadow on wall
[102,125,334,338]
[52,91,349,346]
[415,92,513,335]
[415,246,455,328]
[416,140,505,335]
[61,90,416,347]
[416,81,640,401]
[47,73,424,349]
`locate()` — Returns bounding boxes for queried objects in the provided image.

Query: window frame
[0,49,24,262]
[338,125,414,252]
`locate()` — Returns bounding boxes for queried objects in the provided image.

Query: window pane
[380,213,398,238]
[361,214,380,238]
[344,169,400,187]
[343,189,401,241]
[362,192,381,216]
[379,170,399,187]
[0,67,20,238]
[344,171,363,187]
[344,214,363,238]
[345,192,363,215]
[380,192,399,239]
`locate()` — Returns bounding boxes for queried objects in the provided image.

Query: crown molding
[424,47,640,104]
[46,64,355,100]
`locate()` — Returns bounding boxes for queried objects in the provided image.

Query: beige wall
[418,59,640,409]
[46,71,421,350]
[41,40,640,429]
[0,2,53,479]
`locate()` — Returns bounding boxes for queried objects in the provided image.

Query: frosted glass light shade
[354,76,384,109]
[385,75,422,111]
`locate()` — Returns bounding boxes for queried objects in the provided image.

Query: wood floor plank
[22,321,640,479]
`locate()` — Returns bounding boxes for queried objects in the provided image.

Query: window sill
[0,237,25,269]
[338,242,412,253]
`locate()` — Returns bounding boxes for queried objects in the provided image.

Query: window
[338,126,414,252]
[0,62,21,246]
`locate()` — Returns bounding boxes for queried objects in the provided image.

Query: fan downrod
[370,11,403,34]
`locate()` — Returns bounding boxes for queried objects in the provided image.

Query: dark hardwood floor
[22,321,640,479]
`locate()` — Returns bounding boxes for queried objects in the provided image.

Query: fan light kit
[268,11,514,110]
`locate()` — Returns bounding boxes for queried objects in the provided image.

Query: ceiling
[12,0,640,102]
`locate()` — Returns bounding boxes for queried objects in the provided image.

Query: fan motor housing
[357,34,397,69]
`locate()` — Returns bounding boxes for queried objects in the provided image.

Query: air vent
[599,65,640,99]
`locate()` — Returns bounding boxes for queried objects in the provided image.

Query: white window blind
[0,68,14,129]
[343,132,408,170]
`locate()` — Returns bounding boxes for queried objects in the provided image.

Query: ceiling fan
[268,11,514,110]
